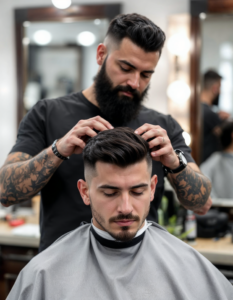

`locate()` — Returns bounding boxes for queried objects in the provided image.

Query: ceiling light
[33,30,52,45]
[23,21,31,27]
[22,37,30,45]
[94,19,101,25]
[199,13,206,20]
[167,80,191,103]
[77,31,96,47]
[167,33,190,56]
[51,0,72,9]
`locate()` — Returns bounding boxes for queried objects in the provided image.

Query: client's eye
[104,192,117,197]
[132,191,143,196]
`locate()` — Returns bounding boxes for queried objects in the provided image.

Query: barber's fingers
[77,116,113,131]
[135,124,163,136]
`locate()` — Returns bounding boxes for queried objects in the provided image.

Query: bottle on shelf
[185,210,197,242]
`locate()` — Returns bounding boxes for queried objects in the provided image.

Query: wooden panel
[190,16,202,165]
[208,0,233,13]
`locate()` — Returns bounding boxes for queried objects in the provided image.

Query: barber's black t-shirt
[201,103,223,163]
[10,92,194,251]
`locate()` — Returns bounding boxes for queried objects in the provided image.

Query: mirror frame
[190,0,233,164]
[14,4,121,127]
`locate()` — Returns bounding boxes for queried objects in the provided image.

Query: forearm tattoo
[169,166,211,209]
[0,150,59,206]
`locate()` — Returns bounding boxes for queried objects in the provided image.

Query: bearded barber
[0,13,212,252]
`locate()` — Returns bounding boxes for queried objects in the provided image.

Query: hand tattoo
[169,166,211,210]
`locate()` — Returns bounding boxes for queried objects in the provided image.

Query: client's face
[79,160,157,242]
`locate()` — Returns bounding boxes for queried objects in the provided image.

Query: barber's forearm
[0,147,62,207]
[168,166,212,210]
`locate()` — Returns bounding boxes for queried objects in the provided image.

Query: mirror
[15,4,121,125]
[190,0,233,201]
[23,19,109,113]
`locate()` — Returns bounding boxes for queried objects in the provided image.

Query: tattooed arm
[0,148,63,207]
[168,162,212,215]
[0,116,114,207]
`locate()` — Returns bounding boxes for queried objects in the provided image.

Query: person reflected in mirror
[200,121,233,199]
[200,69,230,163]
[6,128,233,300]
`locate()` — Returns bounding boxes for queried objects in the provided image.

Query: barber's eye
[120,66,130,72]
[141,73,149,79]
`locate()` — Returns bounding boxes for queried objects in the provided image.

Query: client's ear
[150,175,158,201]
[77,180,90,205]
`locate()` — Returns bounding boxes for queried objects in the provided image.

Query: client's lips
[115,220,135,226]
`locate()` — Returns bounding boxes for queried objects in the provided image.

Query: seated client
[7,128,233,300]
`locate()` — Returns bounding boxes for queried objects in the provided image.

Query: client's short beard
[90,196,150,242]
[94,58,149,126]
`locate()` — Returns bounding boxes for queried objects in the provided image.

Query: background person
[7,128,232,300]
[0,13,211,252]
[200,121,233,198]
[200,69,230,163]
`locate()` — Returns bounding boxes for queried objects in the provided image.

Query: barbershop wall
[0,0,189,166]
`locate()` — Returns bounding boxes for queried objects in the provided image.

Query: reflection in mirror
[199,14,233,200]
[23,19,109,114]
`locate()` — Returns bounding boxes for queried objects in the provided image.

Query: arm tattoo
[0,150,59,206]
[169,166,211,210]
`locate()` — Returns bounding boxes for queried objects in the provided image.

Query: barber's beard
[94,58,149,126]
[212,93,220,106]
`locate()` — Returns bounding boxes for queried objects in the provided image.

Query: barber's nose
[118,193,133,215]
[127,73,140,90]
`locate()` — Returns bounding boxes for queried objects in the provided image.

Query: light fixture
[199,12,206,20]
[220,43,233,59]
[94,19,101,25]
[22,37,30,45]
[182,132,191,146]
[33,30,52,45]
[167,80,191,103]
[51,0,71,9]
[77,31,96,47]
[167,33,190,56]
[23,21,31,27]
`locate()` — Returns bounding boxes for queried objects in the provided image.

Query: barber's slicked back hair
[83,127,152,170]
[106,13,166,53]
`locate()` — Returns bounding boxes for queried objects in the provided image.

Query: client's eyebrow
[98,183,148,190]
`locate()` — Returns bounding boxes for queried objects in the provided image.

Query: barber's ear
[77,180,90,206]
[96,43,107,66]
[150,175,158,202]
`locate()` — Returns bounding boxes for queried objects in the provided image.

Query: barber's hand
[135,124,179,170]
[218,110,230,120]
[193,196,212,215]
[56,116,113,157]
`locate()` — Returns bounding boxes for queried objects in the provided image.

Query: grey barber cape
[7,222,233,300]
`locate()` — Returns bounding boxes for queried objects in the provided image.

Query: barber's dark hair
[203,69,222,89]
[106,13,166,54]
[219,121,233,150]
[83,127,152,170]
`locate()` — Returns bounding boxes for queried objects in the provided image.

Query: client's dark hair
[203,69,222,89]
[220,121,233,150]
[83,127,152,171]
[106,13,166,54]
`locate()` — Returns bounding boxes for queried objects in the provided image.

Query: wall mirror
[190,0,233,200]
[15,4,121,126]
